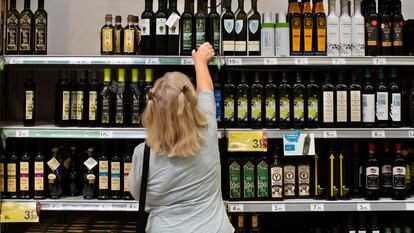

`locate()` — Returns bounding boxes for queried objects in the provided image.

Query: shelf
[0,123,225,139]
[227,198,414,212]
[1,197,139,212]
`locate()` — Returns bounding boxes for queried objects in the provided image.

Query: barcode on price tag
[373,58,387,65]
[16,130,29,137]
[271,204,286,212]
[145,58,160,65]
[310,203,324,211]
[323,131,338,138]
[99,131,113,138]
[228,204,244,212]
[294,58,309,65]
[371,131,386,138]
[264,58,278,65]
[227,58,242,66]
[181,58,194,65]
[357,203,371,211]
[332,58,346,65]
[408,131,414,138]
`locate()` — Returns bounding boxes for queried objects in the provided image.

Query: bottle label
[87,174,96,184]
[406,164,411,186]
[20,162,29,191]
[265,96,277,123]
[376,92,389,121]
[25,90,34,120]
[7,164,16,192]
[393,166,406,189]
[294,95,304,122]
[215,90,222,123]
[141,18,151,36]
[366,166,380,190]
[308,95,319,122]
[380,21,392,48]
[62,91,70,120]
[237,96,248,123]
[116,93,124,124]
[19,15,32,51]
[195,19,206,48]
[316,18,326,52]
[34,162,44,191]
[382,164,392,188]
[235,40,247,52]
[84,157,98,171]
[251,97,262,122]
[114,29,121,53]
[182,19,193,51]
[224,97,235,121]
[362,94,375,123]
[336,90,347,122]
[284,165,296,197]
[132,95,140,124]
[168,19,179,35]
[339,18,352,56]
[156,18,167,35]
[248,41,260,52]
[235,19,244,34]
[366,20,379,46]
[327,19,339,56]
[213,19,220,50]
[99,161,109,190]
[323,91,334,123]
[243,161,255,198]
[352,18,365,56]
[249,20,259,34]
[102,28,113,52]
[229,161,241,199]
[124,162,132,192]
[76,91,84,120]
[47,157,60,171]
[390,93,401,122]
[223,40,235,51]
[271,166,283,198]
[111,162,121,191]
[88,91,98,121]
[280,96,290,122]
[392,21,403,46]
[303,17,313,52]
[350,90,361,122]
[0,163,4,192]
[257,160,269,198]
[224,19,234,34]
[6,14,18,51]
[102,97,110,124]
[291,17,301,52]
[123,29,135,53]
[70,91,78,120]
[298,165,310,197]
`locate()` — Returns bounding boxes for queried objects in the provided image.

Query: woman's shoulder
[132,142,146,158]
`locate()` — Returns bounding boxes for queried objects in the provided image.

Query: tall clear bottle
[327,0,340,56]
[351,0,365,56]
[34,0,47,54]
[339,0,352,56]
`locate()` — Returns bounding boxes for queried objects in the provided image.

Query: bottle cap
[131,69,139,82]
[369,143,375,154]
[262,12,273,23]
[389,67,397,78]
[362,67,371,78]
[104,68,111,82]
[118,69,126,82]
[145,69,153,82]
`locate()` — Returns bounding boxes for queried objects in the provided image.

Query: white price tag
[323,131,338,138]
[264,58,278,65]
[332,58,346,65]
[49,203,63,210]
[10,58,24,64]
[371,130,386,138]
[109,58,132,65]
[69,58,92,64]
[408,131,414,138]
[181,58,194,65]
[373,58,387,65]
[310,203,324,211]
[294,58,309,65]
[126,203,139,211]
[98,203,112,211]
[99,131,113,138]
[165,12,180,28]
[16,130,29,137]
[145,58,160,65]
[227,58,242,66]
[357,203,371,211]
[271,204,286,212]
[406,203,414,210]
[228,204,244,212]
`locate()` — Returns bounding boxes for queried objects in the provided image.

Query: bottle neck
[393,2,401,14]
[159,0,166,11]
[340,0,349,15]
[226,0,232,11]
[251,0,257,11]
[197,0,204,12]
[289,1,301,14]
[238,0,244,10]
[210,0,217,12]
[254,74,260,83]
[145,70,153,82]
[10,0,16,9]
[170,0,177,11]
[314,0,324,13]
[185,0,191,11]
[354,0,362,16]
[24,0,30,9]
[145,0,153,11]
[309,75,316,83]
[296,74,302,83]
[282,73,288,83]
[268,74,273,84]
[38,0,44,9]
[303,1,312,13]
[329,0,336,15]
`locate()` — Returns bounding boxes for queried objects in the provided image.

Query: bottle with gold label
[19,0,33,54]
[123,15,137,55]
[0,143,6,199]
[123,142,133,200]
[288,0,302,55]
[301,0,313,55]
[23,71,36,126]
[55,71,71,127]
[111,142,122,199]
[48,147,63,199]
[98,142,109,200]
[101,14,114,55]
[114,16,123,55]
[34,0,47,55]
[7,139,19,199]
[284,156,297,198]
[313,0,327,55]
[83,147,97,199]
[5,0,19,55]
[19,140,31,199]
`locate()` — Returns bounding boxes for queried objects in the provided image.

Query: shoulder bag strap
[139,144,151,213]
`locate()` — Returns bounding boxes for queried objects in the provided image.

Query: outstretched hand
[191,42,215,66]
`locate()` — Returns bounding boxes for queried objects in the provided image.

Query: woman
[128,42,234,233]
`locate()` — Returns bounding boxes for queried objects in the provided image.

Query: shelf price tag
[227,58,242,66]
[10,58,24,64]
[16,130,29,137]
[228,131,268,152]
[310,203,324,211]
[0,202,39,223]
[371,130,386,138]
[126,203,139,211]
[145,58,160,65]
[264,58,278,65]
[294,58,309,65]
[181,58,194,65]
[408,131,414,138]
[373,58,387,65]
[332,58,346,65]
[69,58,92,65]
[357,203,371,211]
[228,204,244,212]
[271,204,286,212]
[323,131,338,138]
[99,131,113,138]
[406,203,414,210]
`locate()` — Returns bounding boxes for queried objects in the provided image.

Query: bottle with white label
[339,0,352,56]
[392,143,406,200]
[83,147,97,199]
[362,68,375,127]
[327,0,340,56]
[365,143,379,200]
[335,71,348,126]
[351,0,365,56]
[376,68,389,127]
[247,0,261,55]
[275,12,289,56]
[349,71,362,127]
[221,0,235,55]
[155,0,168,55]
[234,0,247,56]
[322,71,335,127]
[388,67,401,127]
[141,0,155,55]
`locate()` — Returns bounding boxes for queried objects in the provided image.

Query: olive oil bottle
[289,0,302,55]
[5,0,19,55]
[34,0,47,55]
[141,0,155,55]
[101,14,114,55]
[123,15,137,55]
[114,16,123,55]
[302,0,314,55]
[19,0,34,54]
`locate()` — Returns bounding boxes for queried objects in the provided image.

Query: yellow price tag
[228,131,268,152]
[1,202,39,223]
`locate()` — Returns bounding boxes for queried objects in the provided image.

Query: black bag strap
[139,144,151,213]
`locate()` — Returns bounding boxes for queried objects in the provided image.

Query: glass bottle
[327,142,338,200]
[167,0,180,55]
[55,71,71,127]
[23,72,35,126]
[289,0,302,55]
[376,68,389,127]
[48,147,63,199]
[236,73,250,128]
[322,71,335,127]
[365,143,380,200]
[70,72,78,126]
[33,141,45,199]
[247,0,261,56]
[313,0,327,55]
[34,0,47,55]
[389,67,401,127]
[228,156,242,200]
[115,69,126,127]
[129,69,141,127]
[293,72,305,128]
[180,0,194,55]
[19,0,34,54]
[141,0,155,55]
[391,0,404,55]
[195,0,207,49]
[335,71,348,126]
[0,143,6,199]
[250,72,264,128]
[221,0,235,55]
[110,142,122,199]
[279,71,292,129]
[83,147,98,199]
[141,69,154,114]
[379,1,392,55]
[327,0,340,56]
[242,156,255,200]
[392,143,406,200]
[306,71,319,128]
[134,16,142,55]
[114,16,123,55]
[101,14,114,55]
[362,68,375,127]
[213,72,223,128]
[123,142,133,200]
[5,0,19,55]
[155,0,168,55]
[256,154,269,200]
[349,71,362,127]
[270,146,284,200]
[123,15,137,55]
[234,0,247,55]
[207,0,220,53]
[7,139,19,199]
[88,70,100,127]
[98,142,109,200]
[223,72,237,128]
[264,72,278,128]
[100,68,114,127]
[76,70,89,127]
[339,0,352,56]
[365,2,379,56]
[284,156,296,199]
[351,0,365,56]
[68,147,80,196]
[381,142,392,197]
[19,140,31,199]
[302,0,314,55]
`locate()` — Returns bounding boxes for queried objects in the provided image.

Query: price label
[408,131,414,138]
[271,204,286,212]
[310,203,324,211]
[109,58,132,65]
[227,58,242,66]
[371,130,386,138]
[294,58,309,65]
[228,204,244,212]
[165,12,180,28]
[181,58,194,65]
[406,203,414,210]
[69,58,92,65]
[264,58,278,65]
[332,58,346,65]
[126,203,139,211]
[0,202,39,223]
[99,131,113,138]
[357,203,371,211]
[98,203,113,211]
[145,58,160,65]
[373,58,387,65]
[10,58,24,64]
[228,131,268,152]
[49,203,63,210]
[16,130,29,137]
[323,131,338,138]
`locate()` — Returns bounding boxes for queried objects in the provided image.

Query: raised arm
[191,42,215,93]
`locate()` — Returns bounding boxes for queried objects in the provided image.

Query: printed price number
[408,131,414,138]
[310,203,324,211]
[294,58,309,65]
[271,204,286,212]
[181,58,194,65]
[332,58,346,65]
[323,131,338,138]
[371,130,386,138]
[0,202,39,223]
[227,58,242,66]
[264,58,278,65]
[228,131,268,152]
[145,58,160,65]
[16,130,29,137]
[373,58,387,65]
[357,203,371,211]
[228,204,244,212]
[99,131,113,138]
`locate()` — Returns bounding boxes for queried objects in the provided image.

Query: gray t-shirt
[128,91,234,233]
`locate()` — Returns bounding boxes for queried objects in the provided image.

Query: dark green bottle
[18,0,34,54]
[115,69,126,127]
[5,0,19,55]
[250,72,264,128]
[223,72,236,128]
[236,73,250,128]
[292,72,305,128]
[88,70,100,127]
[34,0,48,54]
[129,69,141,127]
[279,71,292,129]
[264,72,278,128]
[100,69,114,127]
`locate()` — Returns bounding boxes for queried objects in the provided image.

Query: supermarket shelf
[0,123,225,139]
[226,128,414,139]
[1,197,139,212]
[227,198,414,212]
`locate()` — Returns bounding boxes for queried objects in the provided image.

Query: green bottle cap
[389,67,397,78]
[145,69,153,82]
[378,68,384,80]
[395,227,402,233]
[118,69,125,82]
[362,67,371,78]
[131,69,139,83]
[404,227,412,233]
[384,228,392,233]
[104,68,111,82]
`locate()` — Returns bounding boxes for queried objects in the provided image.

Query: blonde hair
[142,72,208,157]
